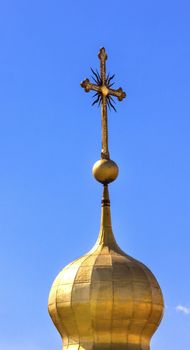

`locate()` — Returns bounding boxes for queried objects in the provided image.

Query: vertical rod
[99,48,109,159]
[101,96,109,159]
[100,58,106,85]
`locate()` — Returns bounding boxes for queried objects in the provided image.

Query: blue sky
[0,0,190,349]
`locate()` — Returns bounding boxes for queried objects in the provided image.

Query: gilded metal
[48,48,164,350]
[48,186,164,350]
[81,47,126,160]
[92,159,118,184]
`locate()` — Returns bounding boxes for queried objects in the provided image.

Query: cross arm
[80,79,101,93]
[108,87,126,101]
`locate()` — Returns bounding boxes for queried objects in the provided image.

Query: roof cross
[81,47,126,159]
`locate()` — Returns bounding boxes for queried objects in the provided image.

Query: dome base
[61,342,151,350]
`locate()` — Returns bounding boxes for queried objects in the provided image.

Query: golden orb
[92,159,119,184]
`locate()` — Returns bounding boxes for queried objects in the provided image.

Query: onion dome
[48,47,164,350]
[48,185,164,350]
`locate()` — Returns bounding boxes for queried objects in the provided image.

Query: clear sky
[0,1,190,349]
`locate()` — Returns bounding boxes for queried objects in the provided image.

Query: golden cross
[81,47,126,160]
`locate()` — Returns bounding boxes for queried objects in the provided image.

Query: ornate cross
[81,47,126,160]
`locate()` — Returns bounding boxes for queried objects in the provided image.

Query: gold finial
[81,47,126,183]
[48,48,164,350]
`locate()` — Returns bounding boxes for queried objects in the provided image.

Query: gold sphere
[92,159,119,184]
